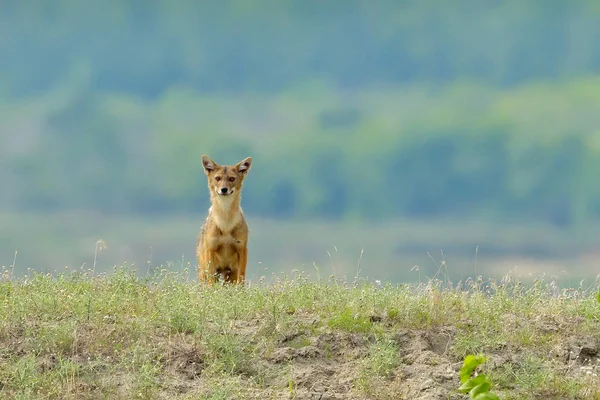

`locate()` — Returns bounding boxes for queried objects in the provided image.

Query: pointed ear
[201,155,218,174]
[236,157,252,175]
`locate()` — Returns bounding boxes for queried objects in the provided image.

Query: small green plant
[327,308,373,333]
[458,354,500,400]
[356,339,400,395]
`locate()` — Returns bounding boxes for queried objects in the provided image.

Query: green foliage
[3,1,600,94]
[3,80,600,229]
[459,355,500,400]
[2,2,600,230]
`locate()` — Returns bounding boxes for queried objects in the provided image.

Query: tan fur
[196,155,252,286]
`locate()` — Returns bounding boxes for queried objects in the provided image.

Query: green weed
[458,354,500,400]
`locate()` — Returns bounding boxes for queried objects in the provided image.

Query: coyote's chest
[204,208,246,255]
[210,206,243,233]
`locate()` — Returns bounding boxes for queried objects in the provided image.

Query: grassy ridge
[1,267,600,399]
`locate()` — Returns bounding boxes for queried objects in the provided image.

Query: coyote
[196,155,253,285]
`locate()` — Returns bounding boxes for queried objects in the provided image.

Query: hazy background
[2,1,600,285]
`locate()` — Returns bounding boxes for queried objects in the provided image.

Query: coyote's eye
[228,177,235,182]
[215,176,221,181]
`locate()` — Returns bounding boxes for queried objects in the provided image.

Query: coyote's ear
[201,155,218,174]
[236,157,252,175]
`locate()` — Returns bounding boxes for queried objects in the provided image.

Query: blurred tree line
[1,0,600,229]
[3,0,600,95]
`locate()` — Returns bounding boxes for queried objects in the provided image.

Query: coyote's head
[201,155,253,198]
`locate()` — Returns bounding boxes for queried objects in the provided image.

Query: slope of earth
[0,267,600,399]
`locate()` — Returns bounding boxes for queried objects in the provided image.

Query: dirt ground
[156,317,600,400]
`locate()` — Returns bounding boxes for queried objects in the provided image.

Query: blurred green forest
[2,0,600,232]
